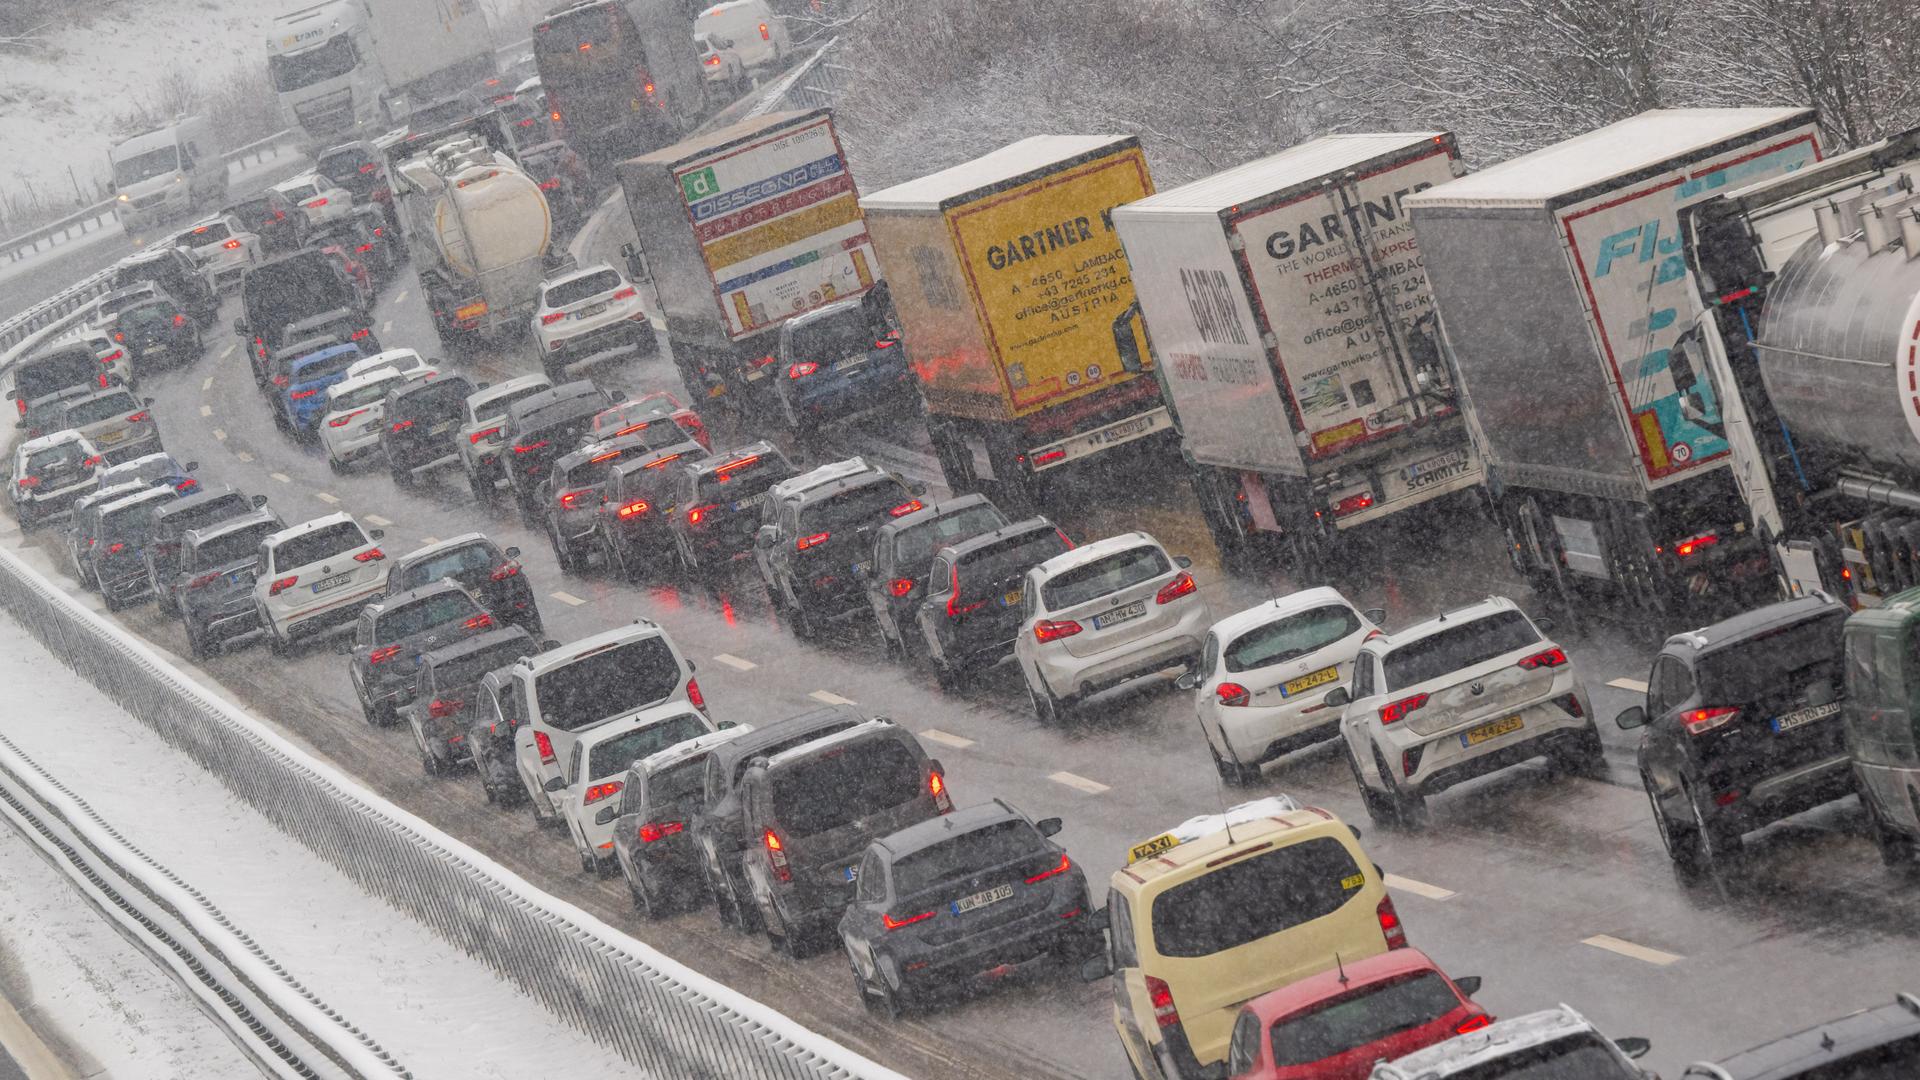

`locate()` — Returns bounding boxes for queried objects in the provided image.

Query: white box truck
[1112,133,1479,570]
[1406,108,1822,614]
[267,0,497,146]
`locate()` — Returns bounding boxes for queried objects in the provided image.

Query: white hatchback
[1013,531,1212,724]
[457,374,553,498]
[254,513,390,653]
[556,703,716,874]
[530,264,653,381]
[271,174,353,228]
[175,215,260,289]
[321,368,411,470]
[1332,596,1600,828]
[1182,587,1383,786]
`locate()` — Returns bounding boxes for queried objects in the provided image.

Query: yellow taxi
[1081,796,1404,1080]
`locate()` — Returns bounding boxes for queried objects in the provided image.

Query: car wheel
[468,469,494,504]
[415,725,442,777]
[1551,723,1607,777]
[1028,669,1063,725]
[1645,770,1705,885]
[1864,797,1920,878]
[1209,739,1261,788]
[266,622,288,657]
[575,832,596,875]
[629,870,659,917]
[730,867,765,934]
[1376,746,1427,830]
[765,896,795,957]
[328,454,347,475]
[1344,744,1397,828]
[1684,778,1742,875]
[675,534,702,577]
[185,618,209,659]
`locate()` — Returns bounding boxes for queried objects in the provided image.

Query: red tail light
[537,176,559,188]
[14,399,24,417]
[100,349,124,364]
[268,575,298,595]
[359,162,378,174]
[1026,852,1071,883]
[1676,532,1719,557]
[175,478,197,494]
[882,909,933,931]
[764,829,791,882]
[929,769,951,813]
[172,313,187,328]
[354,548,384,562]
[705,55,721,66]
[306,198,328,208]
[612,287,637,300]
[390,418,414,432]
[616,499,649,519]
[888,500,924,518]
[463,613,494,631]
[186,572,219,590]
[1517,647,1567,670]
[787,362,818,379]
[1456,1013,1491,1034]
[514,440,548,455]
[1378,896,1407,948]
[490,561,520,581]
[1056,528,1075,550]
[686,676,705,712]
[889,577,915,597]
[1683,706,1739,735]
[15,476,39,490]
[534,730,554,763]
[289,389,317,400]
[329,409,365,427]
[223,239,242,249]
[796,531,830,551]
[584,779,623,804]
[126,410,151,422]
[1380,693,1428,725]
[422,697,466,720]
[368,645,402,665]
[273,375,289,387]
[106,542,125,554]
[1215,682,1250,707]
[1032,449,1067,466]
[355,243,374,254]
[558,489,593,509]
[82,455,103,469]
[469,426,501,444]
[540,312,567,325]
[1147,976,1179,1027]
[759,21,770,38]
[1033,619,1081,643]
[638,821,684,843]
[1156,571,1196,604]
[1334,491,1377,517]
[686,503,716,526]
[945,565,986,617]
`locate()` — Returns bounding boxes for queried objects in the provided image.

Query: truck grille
[294,89,355,135]
[132,191,168,209]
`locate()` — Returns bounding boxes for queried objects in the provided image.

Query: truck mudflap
[1027,407,1173,473]
[1330,446,1484,530]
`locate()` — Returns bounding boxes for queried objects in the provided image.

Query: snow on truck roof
[1404,108,1815,208]
[861,135,1139,212]
[1117,133,1451,216]
[624,108,829,170]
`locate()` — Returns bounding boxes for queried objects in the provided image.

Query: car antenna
[1215,783,1236,846]
[1335,952,1349,987]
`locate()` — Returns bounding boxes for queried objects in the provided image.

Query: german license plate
[1772,702,1841,733]
[1093,600,1147,629]
[952,883,1013,914]
[1461,714,1523,747]
[578,302,608,318]
[836,355,867,372]
[1002,588,1022,607]
[730,493,763,512]
[1284,665,1340,697]
[310,571,353,594]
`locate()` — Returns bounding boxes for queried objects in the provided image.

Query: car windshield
[191,523,276,568]
[394,543,497,590]
[769,740,921,839]
[64,393,139,427]
[797,480,912,534]
[1441,1034,1630,1078]
[1042,545,1169,610]
[1227,605,1362,672]
[587,714,709,780]
[374,592,479,644]
[645,755,708,808]
[1696,611,1847,701]
[477,384,550,422]
[268,33,357,92]
[273,522,366,570]
[332,379,399,412]
[112,146,178,186]
[545,271,621,308]
[534,638,681,732]
[890,819,1045,896]
[787,307,878,364]
[1383,610,1541,690]
[186,221,232,244]
[956,529,1070,596]
[893,505,1008,569]
[1267,971,1462,1066]
[1150,837,1363,958]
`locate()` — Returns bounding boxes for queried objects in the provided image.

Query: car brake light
[175,478,198,494]
[514,440,548,455]
[100,350,123,364]
[368,645,402,665]
[106,542,125,554]
[470,426,501,444]
[705,54,721,65]
[759,21,770,38]
[763,829,791,882]
[356,243,374,254]
[540,312,567,325]
[1380,693,1428,725]
[329,410,364,427]
[1518,647,1567,670]
[534,730,554,763]
[127,410,151,422]
[612,287,637,300]
[1456,1013,1491,1034]
[638,820,684,843]
[1683,706,1739,735]
[426,698,464,719]
[1147,976,1179,1027]
[748,354,776,369]
[558,489,593,509]
[223,239,242,249]
[1032,449,1067,466]
[187,572,219,590]
[15,476,39,489]
[686,503,716,526]
[354,548,384,562]
[1334,491,1377,517]
[617,499,649,518]
[1378,895,1407,948]
[1156,571,1196,604]
[82,455,103,468]
[306,198,328,207]
[1026,852,1070,883]
[172,313,187,327]
[584,779,623,804]
[490,561,520,580]
[945,565,986,617]
[889,577,915,597]
[1215,682,1250,707]
[796,531,830,551]
[686,677,705,712]
[1033,619,1081,643]
[349,328,371,341]
[289,389,318,400]
[273,375,289,387]
[389,417,415,432]
[888,499,923,518]
[929,769,951,813]
[882,909,933,931]
[787,362,818,379]
[463,613,493,631]
[538,177,559,188]
[269,576,298,595]
[1676,533,1719,557]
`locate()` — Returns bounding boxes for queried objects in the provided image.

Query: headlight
[117,194,129,202]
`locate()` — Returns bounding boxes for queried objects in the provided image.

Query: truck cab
[268,0,382,144]
[109,117,227,235]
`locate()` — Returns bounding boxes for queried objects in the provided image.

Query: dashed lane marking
[236,451,253,462]
[314,492,339,505]
[269,472,291,483]
[1582,935,1681,966]
[381,319,393,335]
[1384,874,1456,901]
[1607,678,1649,693]
[219,344,236,360]
[713,654,756,671]
[199,405,212,417]
[202,377,213,391]
[1048,771,1109,795]
[365,515,391,527]
[213,429,226,441]
[394,289,409,304]
[550,590,586,606]
[921,729,975,750]
[809,690,855,706]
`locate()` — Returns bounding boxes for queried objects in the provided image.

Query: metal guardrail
[0,542,906,1080]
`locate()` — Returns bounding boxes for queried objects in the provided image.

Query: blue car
[278,344,365,436]
[772,291,914,436]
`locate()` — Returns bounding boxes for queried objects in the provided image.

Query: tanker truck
[1672,125,1920,610]
[386,123,554,359]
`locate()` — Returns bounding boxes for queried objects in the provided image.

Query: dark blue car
[278,343,364,436]
[772,291,914,436]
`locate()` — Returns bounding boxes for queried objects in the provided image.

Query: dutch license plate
[310,571,353,594]
[1093,600,1147,629]
[1461,714,1523,747]
[952,883,1013,914]
[1284,665,1340,697]
[1772,701,1841,733]
[1404,450,1471,486]
[836,355,867,372]
[1002,588,1022,607]
[97,429,125,444]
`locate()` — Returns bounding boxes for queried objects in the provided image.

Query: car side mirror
[369,529,385,541]
[1175,554,1193,570]
[1362,607,1386,625]
[544,775,567,793]
[1614,1037,1651,1060]
[1323,686,1351,708]
[1174,670,1200,692]
[337,638,356,655]
[594,805,618,825]
[1454,975,1482,996]
[718,720,738,730]
[1615,705,1648,731]
[755,525,777,548]
[1080,951,1113,983]
[252,495,268,508]
[504,546,520,559]
[1349,825,1363,840]
[232,318,248,335]
[1036,816,1063,837]
[3,390,13,401]
[184,461,199,472]
[143,396,155,406]
[1536,616,1556,634]
[911,481,928,496]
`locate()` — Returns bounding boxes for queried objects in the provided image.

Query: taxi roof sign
[1127,794,1302,864]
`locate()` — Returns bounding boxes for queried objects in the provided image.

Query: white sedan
[530,264,654,382]
[1180,587,1382,786]
[321,368,411,471]
[554,702,716,875]
[272,174,354,229]
[175,215,260,290]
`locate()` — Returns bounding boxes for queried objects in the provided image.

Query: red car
[1226,948,1489,1080]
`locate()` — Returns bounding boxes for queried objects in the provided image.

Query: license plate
[1002,588,1022,607]
[1461,714,1523,747]
[577,302,608,318]
[147,344,168,355]
[1403,450,1473,489]
[730,494,763,512]
[226,570,249,587]
[836,355,867,372]
[952,883,1013,914]
[1093,600,1147,629]
[429,419,454,436]
[98,430,125,444]
[310,571,353,594]
[842,864,859,882]
[1771,701,1841,733]
[1283,665,1340,697]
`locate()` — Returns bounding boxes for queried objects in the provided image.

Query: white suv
[1331,596,1600,828]
[320,368,410,470]
[1181,587,1382,786]
[1013,531,1211,724]
[457,374,552,501]
[556,702,716,874]
[530,264,654,382]
[253,513,390,654]
[175,215,260,290]
[499,622,703,826]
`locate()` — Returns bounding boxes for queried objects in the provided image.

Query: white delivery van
[110,116,228,235]
[694,0,790,71]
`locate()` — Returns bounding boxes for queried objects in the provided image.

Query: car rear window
[587,713,708,780]
[1383,610,1540,691]
[332,377,400,412]
[691,455,787,502]
[16,351,98,399]
[769,740,921,839]
[374,592,479,643]
[392,379,474,420]
[273,522,367,570]
[787,307,876,364]
[187,221,232,244]
[889,819,1045,896]
[1227,606,1361,673]
[797,479,912,533]
[119,302,182,332]
[24,442,88,475]
[394,542,497,590]
[535,637,682,732]
[545,271,621,308]
[1438,1034,1627,1078]
[646,755,708,807]
[1267,971,1461,1067]
[190,522,277,568]
[477,384,550,422]
[64,392,140,427]
[159,495,248,537]
[956,528,1071,596]
[1696,610,1847,702]
[1150,836,1364,958]
[279,182,318,201]
[1042,545,1168,610]
[230,198,274,230]
[100,496,170,537]
[294,352,360,384]
[892,505,1007,569]
[435,642,531,693]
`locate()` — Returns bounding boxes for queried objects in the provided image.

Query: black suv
[111,248,218,327]
[1680,994,1920,1078]
[863,494,1009,661]
[737,715,949,955]
[1617,595,1854,882]
[671,442,799,577]
[236,251,374,373]
[753,457,921,640]
[541,427,698,572]
[380,373,476,485]
[692,705,864,934]
[611,724,753,918]
[226,190,307,255]
[313,141,397,230]
[402,625,540,777]
[501,380,614,517]
[384,534,541,636]
[176,509,284,657]
[919,517,1073,691]
[145,486,263,615]
[347,581,493,725]
[595,445,709,581]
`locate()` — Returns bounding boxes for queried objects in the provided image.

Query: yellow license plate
[455,300,489,320]
[1461,714,1523,746]
[1004,588,1022,606]
[1128,833,1179,864]
[1284,665,1340,697]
